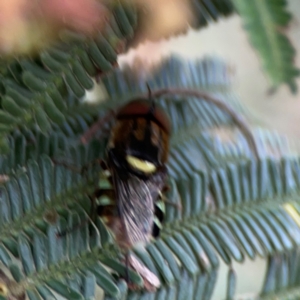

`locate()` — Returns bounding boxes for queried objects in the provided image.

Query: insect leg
[80,109,116,144]
[56,167,113,238]
[52,157,106,174]
[125,251,130,283]
[51,158,82,173]
[56,188,108,238]
[81,158,107,176]
[158,191,182,210]
[57,186,115,238]
[56,218,90,238]
[53,158,108,237]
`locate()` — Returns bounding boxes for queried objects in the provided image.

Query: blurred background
[118,0,300,298]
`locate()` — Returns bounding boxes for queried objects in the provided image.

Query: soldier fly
[103,97,170,245]
[101,93,171,286]
[67,87,171,290]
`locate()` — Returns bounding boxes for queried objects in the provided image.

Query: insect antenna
[146,83,152,98]
[146,83,156,115]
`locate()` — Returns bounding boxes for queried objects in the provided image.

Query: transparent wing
[112,169,167,247]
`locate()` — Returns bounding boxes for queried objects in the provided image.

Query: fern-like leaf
[0,0,137,152]
[1,55,300,300]
[232,0,299,92]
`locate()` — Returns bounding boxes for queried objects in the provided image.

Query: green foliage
[261,251,300,299]
[0,0,137,153]
[0,52,299,300]
[232,0,299,92]
[0,1,299,299]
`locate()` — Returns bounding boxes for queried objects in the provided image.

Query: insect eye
[126,155,156,173]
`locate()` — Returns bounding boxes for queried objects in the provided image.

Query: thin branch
[80,88,258,159]
[149,88,258,159]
